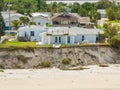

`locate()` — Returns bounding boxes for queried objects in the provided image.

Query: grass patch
[0,40,53,49]
[0,40,37,48]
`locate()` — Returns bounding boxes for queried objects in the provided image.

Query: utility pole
[8,0,12,35]
[51,0,53,17]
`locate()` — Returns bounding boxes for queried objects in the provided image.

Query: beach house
[18,25,47,41]
[1,11,24,30]
[40,27,100,45]
[31,12,52,26]
[51,13,90,27]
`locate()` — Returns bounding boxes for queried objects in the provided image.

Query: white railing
[53,44,61,48]
[0,36,8,43]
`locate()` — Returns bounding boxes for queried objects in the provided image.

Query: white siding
[5,15,24,27]
[18,28,46,41]
[75,35,82,43]
[33,16,52,26]
[85,35,97,43]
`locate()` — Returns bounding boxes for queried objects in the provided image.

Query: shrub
[41,61,51,67]
[0,69,4,72]
[99,64,109,67]
[62,58,71,65]
[110,35,120,49]
[0,64,5,69]
[17,55,28,64]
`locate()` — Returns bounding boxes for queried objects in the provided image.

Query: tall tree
[104,23,119,39]
[96,0,114,9]
[0,0,4,11]
[12,20,20,30]
[19,16,30,26]
[0,0,5,38]
[0,13,5,38]
[106,6,120,20]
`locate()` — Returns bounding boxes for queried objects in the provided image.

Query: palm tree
[12,20,20,30]
[29,21,36,25]
[0,13,5,39]
[19,16,30,26]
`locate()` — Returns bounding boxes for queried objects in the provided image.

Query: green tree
[12,20,20,30]
[70,3,80,13]
[36,0,47,11]
[104,23,119,40]
[29,21,36,25]
[57,2,66,12]
[0,0,5,38]
[96,0,114,9]
[106,6,120,20]
[110,35,120,48]
[0,0,4,11]
[0,13,5,38]
[19,16,30,26]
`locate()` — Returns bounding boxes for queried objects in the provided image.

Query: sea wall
[0,46,120,69]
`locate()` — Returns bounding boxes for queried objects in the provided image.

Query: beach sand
[0,64,120,90]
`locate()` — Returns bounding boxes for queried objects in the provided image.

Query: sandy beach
[0,64,120,90]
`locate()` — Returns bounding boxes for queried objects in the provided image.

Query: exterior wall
[41,34,48,44]
[5,15,24,30]
[41,34,97,44]
[18,29,46,41]
[33,16,52,26]
[75,35,82,43]
[85,35,97,43]
[48,36,67,44]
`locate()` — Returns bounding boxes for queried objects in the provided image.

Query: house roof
[1,11,24,20]
[51,13,90,24]
[18,25,48,31]
[40,27,101,36]
[97,9,106,14]
[31,13,49,18]
[51,13,80,21]
[79,17,90,24]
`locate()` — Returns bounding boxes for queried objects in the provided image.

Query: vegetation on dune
[110,35,120,49]
[40,60,51,68]
[62,58,71,65]
[0,64,5,69]
[17,55,28,64]
[103,23,120,49]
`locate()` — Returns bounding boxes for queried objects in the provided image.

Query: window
[30,31,34,36]
[59,37,61,43]
[55,37,57,43]
[67,36,70,43]
[25,32,27,37]
[38,22,41,25]
[82,35,84,41]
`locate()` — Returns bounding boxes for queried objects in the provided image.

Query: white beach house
[40,27,100,45]
[31,13,52,26]
[1,11,24,30]
[18,25,47,41]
